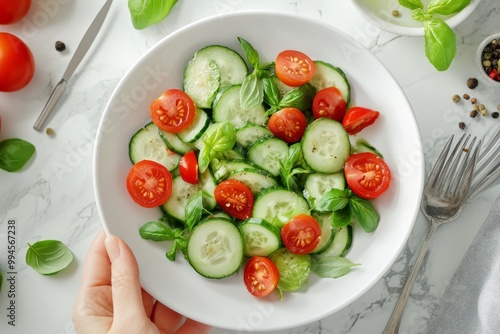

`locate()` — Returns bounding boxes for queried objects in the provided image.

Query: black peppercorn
[467,78,478,89]
[492,112,499,119]
[470,110,478,118]
[55,41,66,52]
[459,121,466,129]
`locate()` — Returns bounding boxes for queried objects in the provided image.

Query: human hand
[72,228,210,334]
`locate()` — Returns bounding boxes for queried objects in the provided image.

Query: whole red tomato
[0,33,35,92]
[0,0,31,24]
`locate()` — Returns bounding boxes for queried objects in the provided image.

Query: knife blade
[33,0,113,131]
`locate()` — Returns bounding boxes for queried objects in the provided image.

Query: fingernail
[105,235,121,262]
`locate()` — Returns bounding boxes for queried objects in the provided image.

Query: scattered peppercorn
[473,105,480,112]
[479,104,487,116]
[392,9,400,17]
[470,110,478,118]
[452,94,461,103]
[467,78,478,89]
[471,97,477,104]
[492,112,499,119]
[497,104,500,111]
[55,41,66,52]
[459,122,466,129]
[45,127,55,136]
[463,93,470,100]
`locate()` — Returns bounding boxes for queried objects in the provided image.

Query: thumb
[105,234,146,320]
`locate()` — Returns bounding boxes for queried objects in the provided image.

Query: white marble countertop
[1,0,499,333]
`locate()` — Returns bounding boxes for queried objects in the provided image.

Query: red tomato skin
[150,89,196,133]
[214,179,254,220]
[344,152,391,199]
[275,50,316,87]
[0,33,35,92]
[179,150,199,184]
[126,160,173,208]
[312,87,347,122]
[243,256,279,298]
[281,214,322,255]
[342,106,380,135]
[0,0,31,24]
[267,107,307,143]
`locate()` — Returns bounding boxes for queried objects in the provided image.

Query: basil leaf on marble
[26,240,74,275]
[0,138,35,172]
[128,0,178,29]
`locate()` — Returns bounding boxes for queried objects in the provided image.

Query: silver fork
[383,133,481,334]
[469,129,500,198]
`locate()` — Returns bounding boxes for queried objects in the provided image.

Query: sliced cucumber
[187,218,244,279]
[212,85,268,129]
[253,187,310,229]
[240,217,281,257]
[301,118,350,174]
[211,159,256,181]
[304,172,346,211]
[310,213,334,254]
[235,123,273,148]
[177,108,210,143]
[199,168,217,210]
[227,168,278,195]
[247,137,289,176]
[158,127,195,155]
[129,122,181,171]
[314,225,353,258]
[309,60,351,105]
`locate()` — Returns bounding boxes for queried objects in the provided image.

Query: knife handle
[33,78,68,131]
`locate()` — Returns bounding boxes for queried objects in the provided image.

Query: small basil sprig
[198,122,236,173]
[238,37,270,110]
[128,0,179,30]
[279,143,312,192]
[139,221,188,261]
[316,188,379,233]
[311,256,360,278]
[25,240,74,275]
[262,78,315,115]
[399,0,471,71]
[0,138,36,172]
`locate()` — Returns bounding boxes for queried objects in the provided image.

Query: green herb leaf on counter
[128,0,179,30]
[0,138,35,172]
[25,240,74,275]
[424,19,456,71]
[398,0,471,71]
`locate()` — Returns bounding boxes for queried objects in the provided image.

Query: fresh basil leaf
[139,221,175,241]
[165,229,188,261]
[240,73,264,110]
[128,0,178,30]
[197,145,212,174]
[332,205,352,228]
[238,37,260,69]
[203,122,236,152]
[26,240,73,275]
[279,143,301,191]
[426,0,471,16]
[185,191,203,230]
[424,19,456,71]
[0,138,36,172]
[398,0,424,10]
[316,188,349,212]
[262,77,280,110]
[411,8,427,21]
[278,89,306,109]
[311,256,360,278]
[349,196,379,233]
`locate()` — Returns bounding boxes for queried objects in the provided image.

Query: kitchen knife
[33,0,113,131]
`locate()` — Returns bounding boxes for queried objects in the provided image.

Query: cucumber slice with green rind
[309,60,351,105]
[247,137,289,176]
[227,168,278,195]
[240,217,281,257]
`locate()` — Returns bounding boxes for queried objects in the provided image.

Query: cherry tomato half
[126,160,173,208]
[281,214,322,255]
[344,152,391,199]
[244,256,279,298]
[267,107,307,143]
[150,89,196,133]
[0,33,35,92]
[214,179,254,220]
[179,150,199,184]
[312,87,347,122]
[275,50,316,87]
[342,106,380,135]
[0,0,31,25]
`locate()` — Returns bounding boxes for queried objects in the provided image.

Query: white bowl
[476,33,500,86]
[350,0,481,36]
[94,10,424,332]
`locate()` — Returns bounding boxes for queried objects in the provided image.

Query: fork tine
[424,134,455,190]
[442,134,470,191]
[448,136,480,196]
